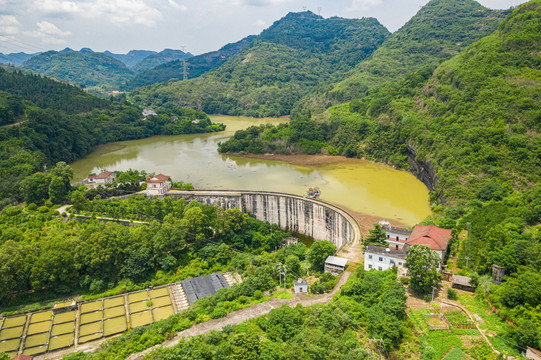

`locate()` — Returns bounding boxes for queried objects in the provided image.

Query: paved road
[127,271,353,360]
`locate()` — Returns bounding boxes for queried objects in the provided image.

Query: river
[70,115,431,226]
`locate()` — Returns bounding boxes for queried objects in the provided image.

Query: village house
[364,224,452,272]
[324,256,348,275]
[86,171,116,189]
[146,174,171,196]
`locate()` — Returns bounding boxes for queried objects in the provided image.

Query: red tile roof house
[145,174,171,196]
[405,225,452,265]
[86,171,116,189]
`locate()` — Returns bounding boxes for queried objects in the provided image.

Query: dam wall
[165,190,361,250]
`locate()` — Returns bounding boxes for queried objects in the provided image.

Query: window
[379,257,383,262]
[368,264,373,269]
[378,267,382,271]
[368,255,372,260]
[399,262,402,266]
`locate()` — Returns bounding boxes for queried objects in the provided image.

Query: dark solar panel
[181,273,230,305]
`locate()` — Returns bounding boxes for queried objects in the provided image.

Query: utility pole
[466,222,471,269]
[432,286,437,302]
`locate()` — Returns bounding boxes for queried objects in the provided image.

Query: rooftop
[294,278,308,285]
[383,225,412,236]
[406,225,452,251]
[181,273,228,305]
[146,173,171,184]
[452,274,473,287]
[325,255,348,267]
[365,245,408,259]
[88,171,115,179]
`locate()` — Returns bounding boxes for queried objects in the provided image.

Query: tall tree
[309,240,336,272]
[405,244,442,295]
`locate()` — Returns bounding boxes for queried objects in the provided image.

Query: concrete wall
[165,190,361,250]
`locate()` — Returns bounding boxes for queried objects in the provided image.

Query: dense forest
[219,0,541,336]
[129,12,390,117]
[295,0,508,116]
[122,36,256,90]
[0,196,292,306]
[0,67,223,206]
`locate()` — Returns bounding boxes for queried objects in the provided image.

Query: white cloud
[232,0,292,6]
[25,21,70,44]
[348,0,382,11]
[34,0,163,26]
[255,19,265,27]
[168,0,188,11]
[0,15,21,35]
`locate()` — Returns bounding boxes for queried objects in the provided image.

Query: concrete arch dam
[165,190,361,249]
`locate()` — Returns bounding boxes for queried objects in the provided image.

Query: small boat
[306,187,321,199]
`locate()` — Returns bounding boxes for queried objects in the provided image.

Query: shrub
[447,288,458,300]
[210,306,227,319]
[27,203,37,210]
[254,290,263,300]
[38,206,49,213]
[400,277,410,285]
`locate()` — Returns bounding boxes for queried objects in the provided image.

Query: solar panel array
[181,273,229,305]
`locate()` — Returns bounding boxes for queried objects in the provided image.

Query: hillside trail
[126,270,353,360]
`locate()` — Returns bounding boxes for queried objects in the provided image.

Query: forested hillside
[21,50,134,88]
[104,50,157,67]
[0,68,223,206]
[131,49,191,73]
[295,0,507,116]
[123,36,255,90]
[130,12,390,117]
[219,0,541,334]
[0,52,40,66]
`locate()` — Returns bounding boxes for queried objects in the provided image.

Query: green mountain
[122,36,255,90]
[130,11,390,117]
[104,49,157,67]
[220,1,540,203]
[20,50,134,88]
[0,52,41,66]
[131,49,192,73]
[0,68,222,206]
[295,0,508,116]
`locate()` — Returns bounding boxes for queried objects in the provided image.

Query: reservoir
[70,115,431,226]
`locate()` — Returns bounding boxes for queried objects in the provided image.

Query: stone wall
[165,190,361,250]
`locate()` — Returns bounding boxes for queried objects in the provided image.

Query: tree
[405,244,442,295]
[515,320,539,350]
[365,223,387,245]
[49,175,67,204]
[20,172,50,205]
[309,240,336,272]
[285,255,301,277]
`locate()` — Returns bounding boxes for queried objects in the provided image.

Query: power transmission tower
[317,7,322,16]
[180,46,188,81]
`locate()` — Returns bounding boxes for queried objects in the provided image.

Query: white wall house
[364,245,407,271]
[146,174,171,196]
[379,221,412,250]
[86,171,116,189]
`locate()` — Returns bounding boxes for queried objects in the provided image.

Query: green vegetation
[21,51,134,89]
[122,36,255,90]
[308,240,336,272]
[0,196,290,306]
[131,49,190,73]
[61,269,406,360]
[405,245,442,295]
[0,68,223,206]
[130,12,389,117]
[297,0,507,115]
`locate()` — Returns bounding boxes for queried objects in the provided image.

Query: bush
[254,290,263,300]
[400,277,410,285]
[210,306,227,319]
[38,206,49,213]
[27,203,37,211]
[447,288,458,300]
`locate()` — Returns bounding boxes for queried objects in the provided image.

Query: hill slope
[131,49,192,73]
[130,12,390,117]
[296,0,507,116]
[122,36,255,90]
[220,1,540,203]
[0,52,40,66]
[20,51,134,88]
[104,49,157,67]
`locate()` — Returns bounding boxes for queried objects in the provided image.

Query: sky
[0,0,530,55]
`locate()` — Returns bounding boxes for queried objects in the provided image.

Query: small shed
[324,256,348,275]
[524,346,541,360]
[451,275,476,292]
[52,299,77,314]
[283,237,298,247]
[492,265,505,285]
[294,278,308,293]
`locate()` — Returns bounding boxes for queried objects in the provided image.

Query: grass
[443,347,468,360]
[272,290,293,299]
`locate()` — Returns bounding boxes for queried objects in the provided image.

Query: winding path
[126,270,353,360]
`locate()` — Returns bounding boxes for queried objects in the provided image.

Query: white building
[379,220,412,250]
[146,174,171,196]
[86,171,116,189]
[294,278,308,293]
[364,245,407,271]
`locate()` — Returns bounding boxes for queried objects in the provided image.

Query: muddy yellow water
[71,116,431,225]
